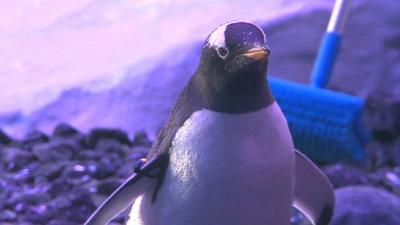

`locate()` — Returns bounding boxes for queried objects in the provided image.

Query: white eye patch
[206,22,230,49]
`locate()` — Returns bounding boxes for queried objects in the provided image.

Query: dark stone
[95,139,127,158]
[365,142,390,169]
[46,189,97,223]
[11,168,34,184]
[331,186,400,225]
[96,178,122,196]
[76,149,101,161]
[116,163,135,179]
[385,139,400,167]
[132,130,152,147]
[23,204,52,224]
[6,190,51,210]
[0,209,17,222]
[368,167,400,196]
[37,163,65,181]
[65,189,97,223]
[0,129,12,145]
[32,139,81,162]
[48,178,73,197]
[86,128,131,148]
[93,159,117,179]
[47,220,80,225]
[23,130,49,146]
[322,163,370,189]
[2,148,35,172]
[384,170,400,195]
[14,202,28,213]
[366,93,400,143]
[52,123,79,137]
[11,162,41,184]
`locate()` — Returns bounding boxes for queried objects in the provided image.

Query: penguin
[84,21,334,225]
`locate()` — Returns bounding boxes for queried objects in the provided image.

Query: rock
[384,139,400,167]
[0,209,17,222]
[48,178,73,197]
[22,204,52,224]
[65,189,97,223]
[14,202,28,214]
[94,139,128,158]
[96,178,122,196]
[116,163,135,179]
[76,149,101,161]
[331,186,400,225]
[46,189,96,223]
[32,139,80,162]
[12,168,34,184]
[52,123,79,137]
[23,130,49,146]
[36,163,65,181]
[11,162,41,184]
[322,163,370,188]
[93,159,117,180]
[86,128,131,148]
[0,130,12,145]
[6,190,51,210]
[132,130,152,147]
[384,170,400,195]
[365,138,400,169]
[368,167,400,196]
[47,220,80,225]
[2,148,35,172]
[366,93,400,143]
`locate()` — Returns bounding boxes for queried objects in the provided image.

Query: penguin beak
[241,47,270,60]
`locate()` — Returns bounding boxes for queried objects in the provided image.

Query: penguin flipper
[293,150,335,225]
[83,155,168,225]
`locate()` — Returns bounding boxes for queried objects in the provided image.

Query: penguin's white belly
[127,102,295,225]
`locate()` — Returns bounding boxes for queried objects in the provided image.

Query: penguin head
[199,21,270,77]
[194,21,273,113]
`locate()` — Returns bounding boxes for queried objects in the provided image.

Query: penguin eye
[216,47,229,59]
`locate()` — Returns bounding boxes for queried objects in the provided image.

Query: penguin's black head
[200,21,270,76]
[193,21,274,113]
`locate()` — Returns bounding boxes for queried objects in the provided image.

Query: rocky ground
[0,125,150,225]
[0,91,400,225]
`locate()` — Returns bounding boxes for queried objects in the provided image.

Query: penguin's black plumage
[84,21,334,225]
[146,21,273,201]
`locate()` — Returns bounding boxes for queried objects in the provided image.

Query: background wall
[0,0,398,139]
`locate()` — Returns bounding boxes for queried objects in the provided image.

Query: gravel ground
[1,93,399,225]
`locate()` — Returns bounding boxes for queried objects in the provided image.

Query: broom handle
[310,0,351,88]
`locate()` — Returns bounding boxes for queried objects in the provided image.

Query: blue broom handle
[310,0,351,88]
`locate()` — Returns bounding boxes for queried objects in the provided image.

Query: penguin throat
[202,72,274,114]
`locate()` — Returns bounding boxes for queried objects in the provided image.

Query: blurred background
[0,0,397,139]
[0,0,399,224]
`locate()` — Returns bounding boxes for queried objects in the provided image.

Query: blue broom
[269,0,369,162]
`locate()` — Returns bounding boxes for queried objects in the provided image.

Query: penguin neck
[193,67,275,114]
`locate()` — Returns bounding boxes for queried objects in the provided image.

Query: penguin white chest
[128,102,295,225]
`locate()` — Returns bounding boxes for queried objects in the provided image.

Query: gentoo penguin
[84,21,334,225]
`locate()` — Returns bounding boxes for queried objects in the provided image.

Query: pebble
[0,122,399,224]
[331,186,400,225]
[86,128,131,148]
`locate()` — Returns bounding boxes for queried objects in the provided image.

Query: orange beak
[242,47,269,60]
